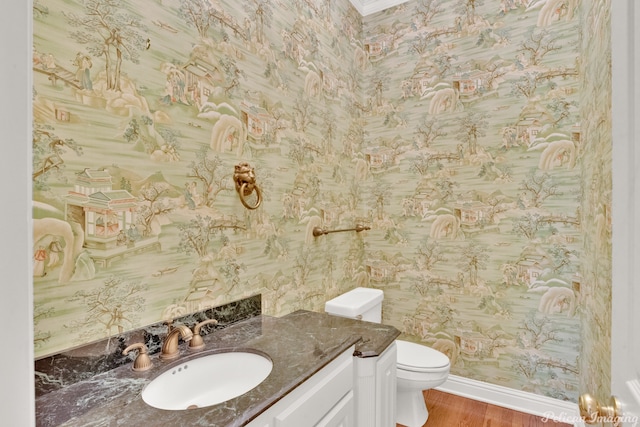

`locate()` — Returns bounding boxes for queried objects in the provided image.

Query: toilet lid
[396,340,450,370]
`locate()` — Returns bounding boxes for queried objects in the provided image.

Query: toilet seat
[396,340,450,372]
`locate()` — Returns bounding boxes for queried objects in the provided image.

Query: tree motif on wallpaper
[478,294,512,318]
[243,0,273,46]
[123,116,183,162]
[219,56,246,96]
[34,307,54,349]
[513,213,548,240]
[515,311,577,398]
[32,123,84,188]
[548,243,578,274]
[456,0,484,26]
[123,117,146,144]
[413,118,446,150]
[547,97,577,128]
[519,169,561,208]
[368,180,393,221]
[414,0,444,28]
[64,0,147,92]
[66,276,147,341]
[262,247,321,311]
[266,104,290,145]
[137,183,176,237]
[457,242,489,288]
[187,149,232,208]
[289,137,313,166]
[416,238,447,271]
[456,112,488,156]
[518,29,561,66]
[292,94,315,132]
[33,0,49,18]
[178,0,247,41]
[177,215,244,259]
[219,255,247,295]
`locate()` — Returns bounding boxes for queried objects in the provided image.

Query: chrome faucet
[159,324,193,360]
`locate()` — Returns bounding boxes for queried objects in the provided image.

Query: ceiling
[348,0,410,16]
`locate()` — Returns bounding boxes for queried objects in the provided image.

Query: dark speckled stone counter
[36,310,399,427]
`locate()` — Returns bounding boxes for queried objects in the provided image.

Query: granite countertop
[36,310,399,427]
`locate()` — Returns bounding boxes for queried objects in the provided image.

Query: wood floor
[397,389,573,427]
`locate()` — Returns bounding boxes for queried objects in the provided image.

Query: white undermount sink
[142,350,273,410]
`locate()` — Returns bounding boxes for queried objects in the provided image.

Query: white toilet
[325,287,450,427]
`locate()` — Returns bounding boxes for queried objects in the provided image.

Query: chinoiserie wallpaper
[577,0,612,404]
[32,0,611,402]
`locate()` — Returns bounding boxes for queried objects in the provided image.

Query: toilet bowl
[396,339,450,427]
[325,288,451,427]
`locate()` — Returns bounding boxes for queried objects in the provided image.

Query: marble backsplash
[34,294,262,398]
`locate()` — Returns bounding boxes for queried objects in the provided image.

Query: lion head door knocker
[233,162,262,210]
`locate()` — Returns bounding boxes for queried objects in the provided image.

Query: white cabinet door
[352,342,397,427]
[316,391,355,427]
[247,346,354,427]
[375,342,397,427]
[274,348,354,427]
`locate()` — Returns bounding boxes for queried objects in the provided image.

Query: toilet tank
[325,287,384,323]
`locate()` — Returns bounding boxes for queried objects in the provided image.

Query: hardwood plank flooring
[396,389,572,427]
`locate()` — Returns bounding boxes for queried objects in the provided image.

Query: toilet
[325,287,450,427]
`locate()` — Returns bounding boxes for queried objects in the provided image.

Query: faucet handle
[123,343,153,372]
[189,318,219,350]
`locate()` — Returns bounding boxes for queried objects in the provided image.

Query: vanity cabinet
[353,341,397,427]
[35,311,400,427]
[248,342,396,427]
[248,345,355,427]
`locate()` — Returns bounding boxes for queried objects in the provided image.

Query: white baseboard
[436,374,585,427]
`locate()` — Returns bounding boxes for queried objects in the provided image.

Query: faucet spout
[159,324,193,360]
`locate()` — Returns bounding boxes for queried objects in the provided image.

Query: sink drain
[187,405,199,410]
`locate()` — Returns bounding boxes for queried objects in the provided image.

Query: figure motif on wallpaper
[64,3,146,92]
[33,246,47,277]
[300,61,322,98]
[528,136,577,170]
[47,237,63,269]
[72,52,92,90]
[529,0,579,27]
[33,215,80,284]
[210,115,246,156]
[427,85,460,115]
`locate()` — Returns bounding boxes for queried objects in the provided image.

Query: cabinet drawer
[274,350,353,427]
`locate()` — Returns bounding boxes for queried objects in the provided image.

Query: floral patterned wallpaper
[32,0,611,402]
